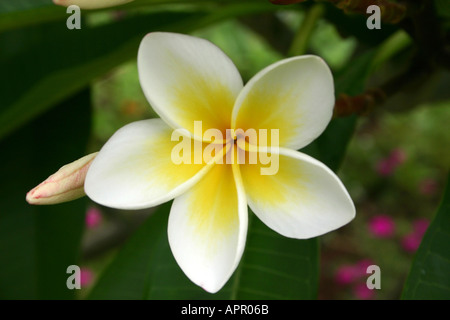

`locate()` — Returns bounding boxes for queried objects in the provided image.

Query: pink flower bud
[26,153,98,205]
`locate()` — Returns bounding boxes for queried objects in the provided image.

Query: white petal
[168,159,247,293]
[138,32,243,140]
[240,147,355,239]
[232,55,334,150]
[85,119,213,210]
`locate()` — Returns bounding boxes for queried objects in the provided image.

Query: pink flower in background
[335,265,358,285]
[335,259,376,285]
[368,215,395,238]
[353,282,375,300]
[375,158,395,176]
[356,259,375,277]
[418,178,438,196]
[401,218,429,253]
[375,148,407,177]
[334,260,378,299]
[413,218,429,236]
[388,148,407,166]
[85,206,103,229]
[80,268,94,287]
[401,233,422,253]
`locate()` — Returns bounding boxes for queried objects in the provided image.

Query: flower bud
[53,0,134,10]
[26,152,98,205]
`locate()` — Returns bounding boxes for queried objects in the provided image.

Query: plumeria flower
[84,32,355,293]
[53,0,133,10]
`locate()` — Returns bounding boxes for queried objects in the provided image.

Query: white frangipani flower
[84,32,355,293]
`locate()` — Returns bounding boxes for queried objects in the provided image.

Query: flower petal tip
[25,187,39,205]
[26,180,54,205]
[202,285,219,294]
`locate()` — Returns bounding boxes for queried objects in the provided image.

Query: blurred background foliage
[0,0,449,300]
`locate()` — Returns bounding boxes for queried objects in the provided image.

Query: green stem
[288,4,324,56]
[369,29,413,73]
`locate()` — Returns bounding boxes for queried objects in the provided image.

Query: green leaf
[402,173,450,300]
[87,203,173,300]
[89,205,318,300]
[435,0,450,18]
[0,11,207,141]
[0,89,91,299]
[0,0,268,33]
[227,215,318,299]
[324,4,397,46]
[0,0,62,33]
[0,2,277,141]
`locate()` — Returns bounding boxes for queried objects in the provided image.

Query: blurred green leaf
[0,89,91,299]
[0,0,267,33]
[334,50,377,96]
[402,173,450,299]
[0,0,62,33]
[227,214,318,299]
[324,5,396,46]
[0,11,204,141]
[0,0,51,13]
[88,202,226,299]
[89,204,318,300]
[0,2,277,141]
[87,203,177,300]
[435,0,450,18]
